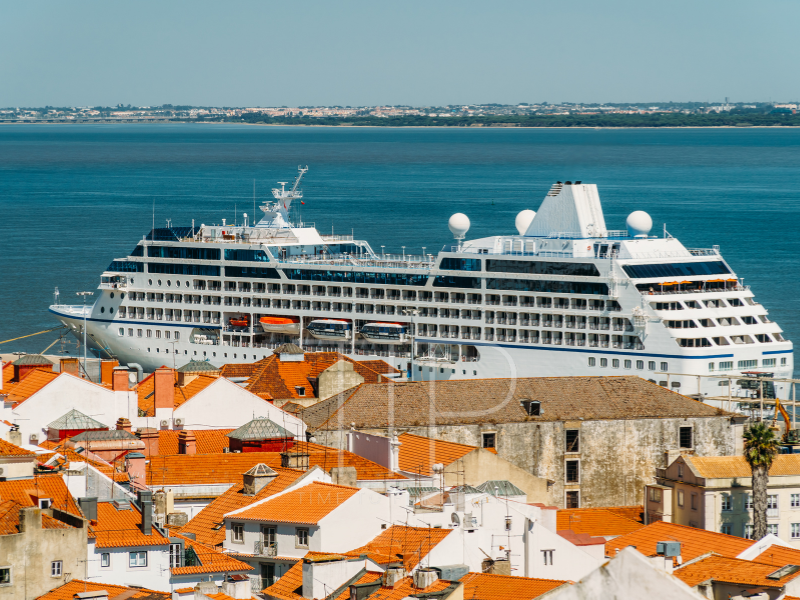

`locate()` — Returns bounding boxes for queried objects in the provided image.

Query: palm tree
[744,422,780,540]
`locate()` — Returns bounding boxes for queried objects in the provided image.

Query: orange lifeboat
[229,315,250,328]
[259,316,301,334]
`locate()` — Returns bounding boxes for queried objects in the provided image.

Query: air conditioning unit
[174,418,184,426]
[30,434,39,442]
[160,420,168,428]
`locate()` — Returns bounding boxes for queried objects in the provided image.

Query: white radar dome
[448,213,471,240]
[626,211,653,238]
[515,210,536,235]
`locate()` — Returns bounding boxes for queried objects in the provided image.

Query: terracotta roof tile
[348,525,454,570]
[674,554,800,588]
[38,449,130,482]
[752,544,800,568]
[397,433,477,476]
[178,467,306,546]
[0,437,36,457]
[0,499,73,534]
[604,505,644,522]
[605,521,753,562]
[156,429,234,455]
[91,501,170,548]
[145,447,404,487]
[460,572,568,599]
[3,369,60,405]
[137,371,218,417]
[337,571,384,600]
[169,530,253,575]
[228,482,360,524]
[220,352,397,400]
[557,508,645,537]
[557,529,607,546]
[357,577,453,600]
[35,579,169,600]
[262,559,304,599]
[306,376,729,431]
[688,454,800,478]
[0,474,82,517]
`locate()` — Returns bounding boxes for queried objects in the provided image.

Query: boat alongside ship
[49,168,794,402]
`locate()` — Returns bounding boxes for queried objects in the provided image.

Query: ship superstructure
[50,172,794,400]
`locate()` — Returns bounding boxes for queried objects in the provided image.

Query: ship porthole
[110,292,114,299]
[101,307,105,313]
[167,280,171,287]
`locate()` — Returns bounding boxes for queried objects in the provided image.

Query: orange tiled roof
[35,579,169,600]
[3,369,60,406]
[169,530,252,575]
[37,439,61,450]
[752,544,800,568]
[0,437,36,457]
[604,505,644,522]
[178,467,306,546]
[228,481,360,524]
[337,571,384,600]
[347,525,454,570]
[0,474,82,517]
[156,429,234,455]
[688,454,800,478]
[0,499,73,534]
[90,501,170,548]
[262,559,304,599]
[557,508,645,537]
[605,521,753,562]
[460,572,568,599]
[145,448,404,487]
[674,554,800,588]
[397,433,478,476]
[355,576,453,600]
[137,371,218,417]
[220,352,398,400]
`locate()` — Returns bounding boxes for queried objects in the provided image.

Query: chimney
[280,452,310,471]
[18,507,42,532]
[481,558,510,576]
[78,497,98,521]
[390,433,401,472]
[242,464,278,496]
[137,428,159,456]
[221,575,252,600]
[412,569,438,590]
[178,430,197,455]
[8,425,21,447]
[100,359,119,384]
[139,490,153,535]
[383,566,405,588]
[116,417,132,434]
[112,367,130,391]
[154,367,174,410]
[60,357,80,376]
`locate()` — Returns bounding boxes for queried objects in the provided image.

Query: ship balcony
[99,282,127,290]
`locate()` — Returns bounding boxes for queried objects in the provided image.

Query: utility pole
[76,292,94,379]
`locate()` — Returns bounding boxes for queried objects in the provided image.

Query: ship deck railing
[641,284,750,295]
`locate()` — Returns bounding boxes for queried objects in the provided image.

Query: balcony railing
[254,541,278,557]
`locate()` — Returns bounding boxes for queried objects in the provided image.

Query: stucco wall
[319,415,738,508]
[445,449,549,503]
[0,508,87,600]
[318,361,364,401]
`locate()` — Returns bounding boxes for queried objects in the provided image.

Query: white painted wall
[88,539,171,592]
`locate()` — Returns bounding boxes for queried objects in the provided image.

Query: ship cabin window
[624,360,631,369]
[699,319,715,327]
[661,362,669,371]
[741,316,757,325]
[537,297,552,308]
[146,330,152,338]
[612,359,620,368]
[678,338,712,347]
[756,334,773,343]
[636,360,644,370]
[587,357,596,367]
[653,302,683,311]
[782,358,788,366]
[712,337,730,346]
[666,320,697,329]
[704,299,726,308]
[600,358,608,367]
[728,298,744,307]
[683,301,700,309]
[648,361,656,370]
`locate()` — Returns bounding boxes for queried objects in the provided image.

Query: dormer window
[295,386,306,397]
[38,498,52,510]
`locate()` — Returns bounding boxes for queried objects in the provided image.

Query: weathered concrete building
[302,376,744,508]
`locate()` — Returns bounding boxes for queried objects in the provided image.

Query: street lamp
[76,292,94,378]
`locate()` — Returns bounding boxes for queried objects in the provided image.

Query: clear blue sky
[1,0,796,107]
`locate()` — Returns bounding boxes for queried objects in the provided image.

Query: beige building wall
[318,361,364,401]
[0,507,87,600]
[444,449,550,503]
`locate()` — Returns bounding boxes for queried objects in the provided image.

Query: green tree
[744,422,780,540]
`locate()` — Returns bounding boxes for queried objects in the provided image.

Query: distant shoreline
[4,120,800,130]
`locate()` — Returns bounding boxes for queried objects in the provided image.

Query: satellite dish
[626,211,653,238]
[451,513,461,526]
[515,210,536,235]
[448,214,470,241]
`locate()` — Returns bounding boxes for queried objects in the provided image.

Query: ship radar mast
[257,165,309,228]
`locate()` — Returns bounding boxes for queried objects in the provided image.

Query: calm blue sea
[1,124,799,371]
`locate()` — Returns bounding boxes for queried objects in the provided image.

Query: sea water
[1,124,798,373]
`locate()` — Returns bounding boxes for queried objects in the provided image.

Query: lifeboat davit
[359,322,409,345]
[306,319,352,341]
[260,316,301,334]
[229,315,250,328]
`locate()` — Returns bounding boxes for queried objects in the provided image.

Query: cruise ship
[50,169,794,399]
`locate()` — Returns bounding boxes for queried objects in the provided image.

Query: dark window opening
[482,432,496,449]
[565,430,580,453]
[486,259,600,277]
[566,460,580,483]
[679,427,693,449]
[521,400,540,416]
[566,491,580,509]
